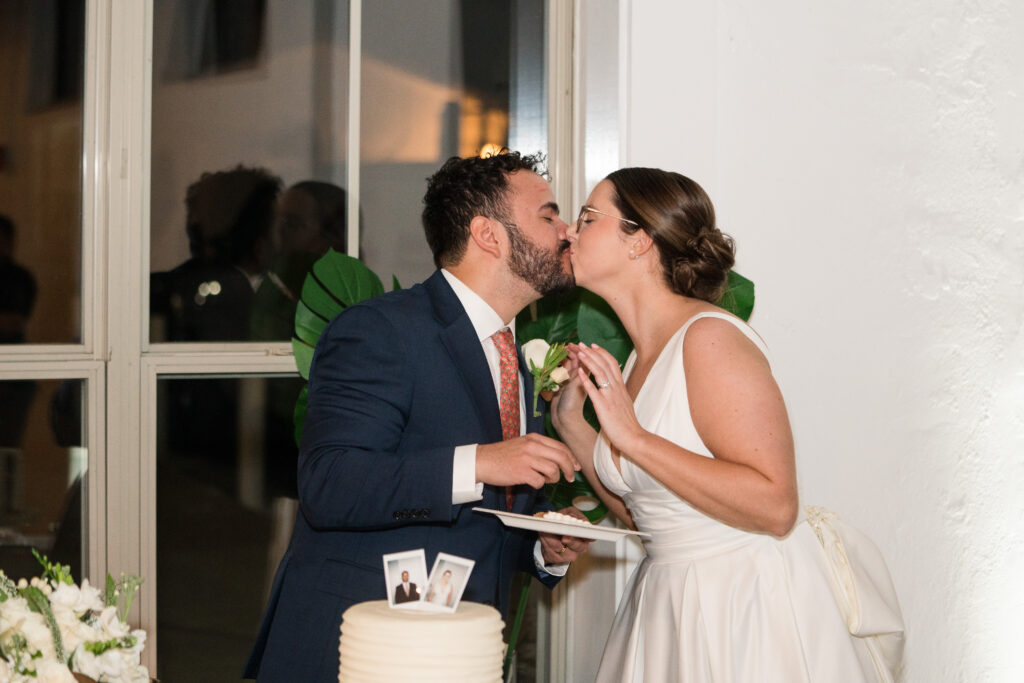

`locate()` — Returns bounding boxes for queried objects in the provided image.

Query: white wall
[625,1,1024,681]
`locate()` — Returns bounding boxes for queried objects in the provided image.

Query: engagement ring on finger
[598,381,610,389]
[558,544,567,554]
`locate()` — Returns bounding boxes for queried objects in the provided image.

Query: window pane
[156,375,301,680]
[150,0,350,342]
[0,378,85,582]
[0,1,85,345]
[360,0,548,287]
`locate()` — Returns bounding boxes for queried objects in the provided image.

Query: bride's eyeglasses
[575,206,639,232]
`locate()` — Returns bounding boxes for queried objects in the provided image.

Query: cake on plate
[338,599,505,682]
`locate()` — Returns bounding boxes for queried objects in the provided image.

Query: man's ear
[468,215,503,260]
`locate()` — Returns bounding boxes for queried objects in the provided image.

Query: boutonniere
[521,339,571,417]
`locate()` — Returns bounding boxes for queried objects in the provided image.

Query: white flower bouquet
[0,551,150,683]
[521,338,571,417]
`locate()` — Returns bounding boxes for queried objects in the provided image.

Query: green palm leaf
[292,249,387,436]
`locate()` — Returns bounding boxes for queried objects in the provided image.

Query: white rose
[0,595,31,638]
[521,338,550,370]
[77,579,105,613]
[71,646,101,680]
[34,660,76,683]
[20,611,56,659]
[51,579,104,616]
[52,605,96,653]
[549,366,570,385]
[97,605,129,639]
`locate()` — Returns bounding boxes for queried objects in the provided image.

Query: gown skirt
[593,313,904,683]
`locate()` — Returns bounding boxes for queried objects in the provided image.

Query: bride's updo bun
[606,168,735,303]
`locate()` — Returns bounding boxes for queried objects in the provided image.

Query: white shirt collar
[441,268,516,342]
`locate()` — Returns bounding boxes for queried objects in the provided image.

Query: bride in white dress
[552,168,904,682]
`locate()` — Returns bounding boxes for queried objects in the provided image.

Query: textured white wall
[624,1,1024,681]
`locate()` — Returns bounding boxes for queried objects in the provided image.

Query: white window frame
[73,0,582,675]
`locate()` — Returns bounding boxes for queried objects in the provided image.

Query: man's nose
[558,217,572,240]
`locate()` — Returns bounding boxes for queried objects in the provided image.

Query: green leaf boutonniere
[521,338,571,417]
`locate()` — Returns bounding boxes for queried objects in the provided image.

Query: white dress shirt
[440,269,567,574]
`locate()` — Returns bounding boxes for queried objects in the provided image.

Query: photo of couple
[384,550,474,613]
[245,152,904,682]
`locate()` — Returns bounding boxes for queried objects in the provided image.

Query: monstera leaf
[516,270,756,521]
[291,249,385,444]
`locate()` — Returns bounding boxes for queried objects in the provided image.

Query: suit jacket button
[393,511,401,520]
[423,508,431,517]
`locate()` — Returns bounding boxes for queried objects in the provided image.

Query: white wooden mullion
[346,0,362,258]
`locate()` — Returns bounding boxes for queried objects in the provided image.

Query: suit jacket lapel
[426,272,503,443]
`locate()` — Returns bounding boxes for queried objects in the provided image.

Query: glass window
[359,0,547,287]
[0,378,85,582]
[150,0,350,343]
[156,375,302,680]
[150,0,547,340]
[0,1,84,345]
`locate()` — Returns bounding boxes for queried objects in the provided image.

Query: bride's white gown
[594,313,902,682]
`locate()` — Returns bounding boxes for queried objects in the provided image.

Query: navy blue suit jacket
[244,271,559,681]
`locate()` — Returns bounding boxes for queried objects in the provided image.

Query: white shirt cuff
[452,444,484,505]
[534,540,569,576]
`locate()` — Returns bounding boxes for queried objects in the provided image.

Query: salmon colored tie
[492,328,519,510]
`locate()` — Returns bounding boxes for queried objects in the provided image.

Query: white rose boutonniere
[521,338,570,417]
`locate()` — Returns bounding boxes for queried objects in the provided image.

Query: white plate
[472,507,649,542]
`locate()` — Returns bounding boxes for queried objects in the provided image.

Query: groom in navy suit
[245,153,592,682]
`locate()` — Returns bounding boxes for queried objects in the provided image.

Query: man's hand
[538,506,593,564]
[476,433,581,489]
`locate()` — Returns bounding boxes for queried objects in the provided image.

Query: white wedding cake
[338,600,505,682]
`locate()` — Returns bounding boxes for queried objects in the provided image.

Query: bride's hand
[575,344,646,451]
[551,344,588,430]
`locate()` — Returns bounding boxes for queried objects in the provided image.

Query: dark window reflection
[150,168,349,343]
[0,1,84,345]
[157,375,301,681]
[0,378,84,583]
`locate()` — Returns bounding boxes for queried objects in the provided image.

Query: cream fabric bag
[804,506,906,681]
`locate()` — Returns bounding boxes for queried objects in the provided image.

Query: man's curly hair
[422,151,546,268]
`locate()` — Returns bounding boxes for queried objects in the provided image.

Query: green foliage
[0,569,16,600]
[23,584,66,663]
[104,574,116,607]
[83,635,137,656]
[291,250,386,380]
[719,270,756,322]
[32,549,73,586]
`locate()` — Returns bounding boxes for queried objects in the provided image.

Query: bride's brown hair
[606,168,735,303]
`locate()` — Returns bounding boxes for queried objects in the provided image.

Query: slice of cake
[338,600,505,682]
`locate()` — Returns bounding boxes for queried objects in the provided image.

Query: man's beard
[505,221,575,296]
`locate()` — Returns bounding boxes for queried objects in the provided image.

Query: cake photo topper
[383,549,428,609]
[382,550,475,613]
[423,552,475,613]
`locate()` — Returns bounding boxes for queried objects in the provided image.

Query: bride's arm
[576,321,798,537]
[551,346,634,528]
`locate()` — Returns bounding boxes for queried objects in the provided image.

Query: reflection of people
[0,214,36,345]
[553,168,903,681]
[0,215,38,450]
[250,180,349,341]
[426,569,454,607]
[150,165,283,342]
[393,570,418,604]
[150,167,301,497]
[245,152,593,682]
